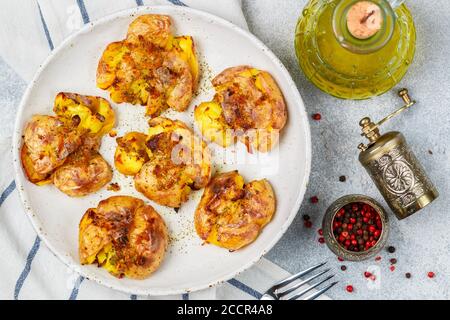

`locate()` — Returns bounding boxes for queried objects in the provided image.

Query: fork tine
[303,281,339,300]
[271,261,327,290]
[287,274,335,300]
[277,268,331,298]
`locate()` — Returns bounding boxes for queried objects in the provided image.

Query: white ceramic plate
[13,5,311,295]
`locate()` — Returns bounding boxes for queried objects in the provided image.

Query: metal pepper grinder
[358,89,439,220]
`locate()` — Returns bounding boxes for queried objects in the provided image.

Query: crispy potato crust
[195,66,287,152]
[20,144,52,185]
[133,117,212,208]
[53,149,112,197]
[23,115,82,176]
[126,14,172,47]
[79,196,168,279]
[96,14,199,117]
[194,171,275,250]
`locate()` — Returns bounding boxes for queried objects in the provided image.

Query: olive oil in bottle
[295,0,416,99]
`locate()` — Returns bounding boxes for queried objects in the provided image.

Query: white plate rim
[12,5,311,296]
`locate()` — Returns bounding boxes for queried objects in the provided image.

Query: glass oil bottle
[295,0,416,99]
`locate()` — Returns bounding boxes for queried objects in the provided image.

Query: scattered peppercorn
[303,214,311,221]
[318,237,325,244]
[174,207,180,213]
[390,258,397,265]
[310,196,319,204]
[304,220,312,228]
[389,265,396,272]
[339,175,346,182]
[375,256,381,261]
[341,265,347,271]
[364,271,372,278]
[338,257,344,262]
[318,229,323,236]
[370,275,376,281]
[312,113,322,121]
[346,285,354,293]
[427,272,435,278]
[387,246,396,253]
[405,272,412,279]
[428,150,433,155]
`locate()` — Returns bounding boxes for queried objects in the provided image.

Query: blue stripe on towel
[182,293,189,300]
[0,180,16,207]
[227,279,263,299]
[14,1,51,300]
[168,0,187,6]
[76,0,90,24]
[14,236,41,300]
[135,0,144,6]
[69,276,85,300]
[130,294,137,300]
[37,2,54,50]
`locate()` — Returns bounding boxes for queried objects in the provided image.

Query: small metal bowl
[322,194,389,261]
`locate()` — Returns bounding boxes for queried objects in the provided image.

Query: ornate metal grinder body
[358,89,439,220]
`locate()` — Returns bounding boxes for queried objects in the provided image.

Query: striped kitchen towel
[0,0,330,300]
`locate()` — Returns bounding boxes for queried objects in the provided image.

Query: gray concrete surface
[242,0,450,299]
[0,0,448,300]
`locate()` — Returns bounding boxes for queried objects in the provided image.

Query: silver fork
[260,262,337,300]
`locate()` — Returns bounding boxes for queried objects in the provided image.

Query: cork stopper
[346,1,383,39]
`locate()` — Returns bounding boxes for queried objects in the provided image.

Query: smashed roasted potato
[114,117,211,208]
[53,149,113,197]
[194,66,287,153]
[135,117,211,208]
[21,93,115,196]
[194,171,275,251]
[22,115,83,176]
[97,14,199,117]
[79,196,168,279]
